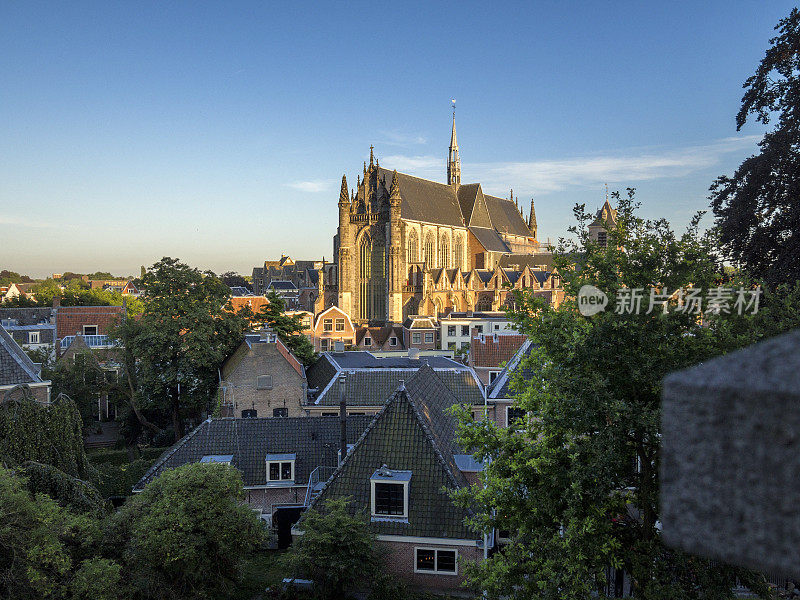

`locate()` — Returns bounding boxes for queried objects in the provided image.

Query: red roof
[469,333,527,368]
[227,296,269,316]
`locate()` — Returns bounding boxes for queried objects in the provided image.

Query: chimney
[338,373,347,465]
[334,340,345,353]
[52,296,61,309]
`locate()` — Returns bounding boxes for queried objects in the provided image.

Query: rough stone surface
[661,329,800,578]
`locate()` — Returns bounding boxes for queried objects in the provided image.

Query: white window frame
[28,331,40,344]
[424,332,434,344]
[506,405,526,428]
[363,336,372,346]
[335,318,346,332]
[412,332,421,344]
[320,338,329,351]
[370,479,409,520]
[266,460,295,482]
[323,318,333,332]
[83,325,98,336]
[389,337,397,347]
[489,370,500,383]
[413,547,459,575]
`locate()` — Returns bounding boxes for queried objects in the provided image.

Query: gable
[467,187,493,228]
[376,167,465,227]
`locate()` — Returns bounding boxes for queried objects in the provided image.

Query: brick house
[304,351,484,420]
[134,414,372,547]
[312,306,356,352]
[468,332,527,386]
[56,305,125,355]
[294,365,485,592]
[402,316,438,351]
[219,329,307,418]
[0,326,51,404]
[0,307,56,350]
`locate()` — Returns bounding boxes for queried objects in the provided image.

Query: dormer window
[200,455,233,466]
[363,336,372,346]
[265,453,296,483]
[370,466,411,521]
[389,337,398,347]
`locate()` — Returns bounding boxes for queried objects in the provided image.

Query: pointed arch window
[454,234,464,271]
[439,234,450,269]
[359,233,386,321]
[407,230,419,263]
[423,233,436,267]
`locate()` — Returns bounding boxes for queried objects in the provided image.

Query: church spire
[528,198,537,234]
[369,145,374,168]
[447,100,461,188]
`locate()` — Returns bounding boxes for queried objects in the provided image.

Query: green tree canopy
[454,192,790,600]
[710,8,800,288]
[254,290,316,365]
[288,497,381,599]
[105,462,265,600]
[115,257,247,441]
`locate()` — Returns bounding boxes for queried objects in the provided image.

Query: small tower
[528,198,537,239]
[337,174,354,315]
[447,102,461,188]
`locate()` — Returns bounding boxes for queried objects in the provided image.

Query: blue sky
[1,1,794,278]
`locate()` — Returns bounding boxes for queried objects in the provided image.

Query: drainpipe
[338,373,347,465]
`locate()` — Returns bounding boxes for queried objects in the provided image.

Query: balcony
[60,335,119,350]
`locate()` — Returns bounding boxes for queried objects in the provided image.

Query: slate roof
[469,226,511,253]
[0,307,54,326]
[402,316,437,330]
[0,326,44,386]
[268,280,297,291]
[469,333,527,368]
[133,416,373,491]
[302,366,475,539]
[483,194,532,237]
[487,339,535,399]
[377,167,465,227]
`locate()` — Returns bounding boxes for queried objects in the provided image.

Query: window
[256,375,273,390]
[598,231,608,247]
[272,407,288,418]
[266,455,295,482]
[454,235,464,270]
[370,468,411,520]
[461,325,469,336]
[474,325,483,334]
[323,318,333,332]
[27,331,40,344]
[335,318,345,332]
[83,325,98,336]
[447,342,456,350]
[320,339,329,351]
[414,548,458,575]
[447,325,456,336]
[424,332,434,344]
[423,232,436,266]
[489,371,500,383]
[494,324,500,330]
[507,406,526,427]
[407,229,419,263]
[321,411,338,416]
[412,332,421,344]
[389,337,397,346]
[439,234,450,269]
[363,337,372,346]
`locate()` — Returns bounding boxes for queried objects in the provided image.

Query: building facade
[334,116,561,326]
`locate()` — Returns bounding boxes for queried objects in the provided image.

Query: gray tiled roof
[483,194,532,237]
[487,339,535,399]
[304,367,475,539]
[469,227,511,253]
[0,326,43,386]
[0,307,54,326]
[377,167,465,227]
[498,253,554,271]
[133,416,373,491]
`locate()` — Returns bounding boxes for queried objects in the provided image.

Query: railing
[349,212,382,224]
[403,285,422,293]
[60,335,119,350]
[303,465,337,506]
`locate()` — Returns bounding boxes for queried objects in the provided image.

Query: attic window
[389,337,398,347]
[370,466,411,520]
[363,337,372,346]
[200,455,233,466]
[83,325,98,336]
[265,453,296,483]
[257,375,273,390]
[335,318,345,332]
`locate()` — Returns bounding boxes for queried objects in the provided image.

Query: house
[304,351,484,419]
[440,311,515,352]
[229,286,252,297]
[294,365,485,592]
[468,332,527,386]
[227,295,270,317]
[218,329,307,418]
[354,325,405,352]
[121,280,141,296]
[0,326,51,404]
[134,414,373,547]
[0,307,56,350]
[58,335,120,422]
[311,306,356,352]
[484,339,534,428]
[1,282,36,303]
[402,316,438,351]
[267,280,301,309]
[56,305,125,354]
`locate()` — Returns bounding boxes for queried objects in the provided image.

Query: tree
[287,497,381,599]
[710,8,800,288]
[105,463,265,600]
[220,271,249,289]
[0,466,120,600]
[114,258,247,441]
[454,192,784,600]
[255,290,316,365]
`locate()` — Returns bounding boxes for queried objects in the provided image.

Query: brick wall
[245,486,306,512]
[221,340,306,418]
[376,539,483,592]
[56,306,124,339]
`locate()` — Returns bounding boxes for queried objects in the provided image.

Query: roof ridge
[136,418,212,489]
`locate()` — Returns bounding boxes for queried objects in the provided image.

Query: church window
[439,234,450,269]
[423,233,436,267]
[454,235,464,270]
[407,230,419,263]
[359,234,386,321]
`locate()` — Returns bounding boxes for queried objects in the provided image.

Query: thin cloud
[0,215,58,229]
[285,180,333,193]
[381,136,761,194]
[378,130,428,147]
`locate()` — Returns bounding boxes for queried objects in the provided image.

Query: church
[332,115,563,325]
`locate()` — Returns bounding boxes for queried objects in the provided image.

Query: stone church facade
[333,116,563,326]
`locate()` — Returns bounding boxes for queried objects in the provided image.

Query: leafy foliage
[287,497,381,599]
[710,8,800,288]
[104,462,266,600]
[20,460,107,516]
[454,192,782,599]
[255,290,316,366]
